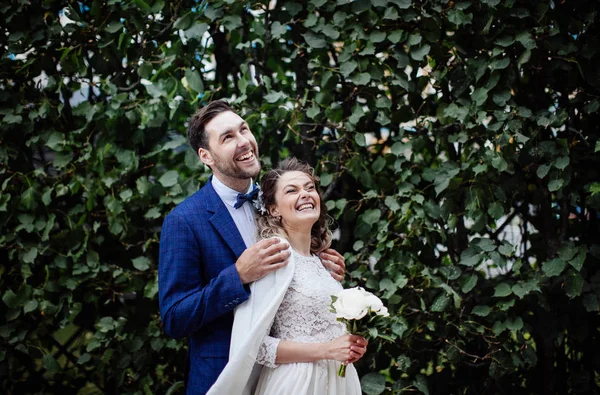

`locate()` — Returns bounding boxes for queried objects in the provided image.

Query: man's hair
[257,157,333,254]
[187,100,232,152]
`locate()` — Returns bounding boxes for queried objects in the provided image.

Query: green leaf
[384,196,400,212]
[42,354,62,373]
[548,178,564,192]
[23,299,38,314]
[487,202,504,220]
[554,156,570,170]
[340,60,357,77]
[303,32,327,48]
[184,22,209,40]
[321,24,340,40]
[361,372,386,395]
[569,251,586,271]
[77,353,92,365]
[473,163,487,175]
[472,305,490,317]
[506,316,523,331]
[493,90,511,106]
[413,374,430,395]
[406,34,421,46]
[264,91,285,103]
[22,247,38,264]
[352,72,371,85]
[271,22,287,38]
[3,290,19,309]
[166,381,185,395]
[410,44,430,61]
[536,164,551,179]
[132,256,151,271]
[460,248,482,267]
[145,207,161,219]
[97,316,115,332]
[472,88,489,106]
[461,274,478,293]
[565,270,584,298]
[390,0,411,8]
[173,13,193,30]
[493,283,512,297]
[361,209,381,226]
[185,69,204,93]
[542,258,566,277]
[306,106,320,119]
[159,170,179,187]
[498,242,514,257]
[490,57,510,70]
[516,31,536,49]
[583,294,599,312]
[105,21,123,33]
[3,114,23,123]
[448,10,473,26]
[430,293,450,312]
[354,133,366,147]
[475,238,495,252]
[391,319,408,338]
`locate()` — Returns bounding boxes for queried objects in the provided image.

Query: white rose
[363,291,384,313]
[332,288,370,320]
[376,306,390,317]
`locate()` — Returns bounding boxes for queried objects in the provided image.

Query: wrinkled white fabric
[207,241,361,395]
[254,251,361,395]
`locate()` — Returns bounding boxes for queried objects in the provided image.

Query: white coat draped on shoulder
[207,238,361,395]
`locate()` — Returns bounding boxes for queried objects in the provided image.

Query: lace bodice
[257,250,346,367]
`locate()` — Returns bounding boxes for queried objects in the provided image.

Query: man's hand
[236,238,291,284]
[319,248,345,282]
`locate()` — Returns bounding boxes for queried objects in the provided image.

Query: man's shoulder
[167,182,215,218]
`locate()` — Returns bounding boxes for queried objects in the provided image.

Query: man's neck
[213,174,252,193]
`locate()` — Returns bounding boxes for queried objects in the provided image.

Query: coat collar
[204,176,247,258]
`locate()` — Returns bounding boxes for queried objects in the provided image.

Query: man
[158,100,346,394]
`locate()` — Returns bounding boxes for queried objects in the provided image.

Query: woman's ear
[269,206,280,217]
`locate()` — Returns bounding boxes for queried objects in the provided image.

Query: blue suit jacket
[158,178,251,394]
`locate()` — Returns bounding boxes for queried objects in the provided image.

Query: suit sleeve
[158,211,250,339]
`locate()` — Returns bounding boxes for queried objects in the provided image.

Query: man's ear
[198,148,214,168]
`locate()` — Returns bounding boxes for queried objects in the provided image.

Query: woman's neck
[285,227,312,256]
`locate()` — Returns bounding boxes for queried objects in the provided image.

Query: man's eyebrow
[218,121,247,137]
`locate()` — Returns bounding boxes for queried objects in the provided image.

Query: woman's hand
[325,334,368,364]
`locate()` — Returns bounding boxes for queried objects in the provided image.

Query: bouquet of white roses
[330,287,390,377]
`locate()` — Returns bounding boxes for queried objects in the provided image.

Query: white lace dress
[253,250,362,395]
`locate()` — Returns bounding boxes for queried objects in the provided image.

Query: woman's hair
[257,157,332,254]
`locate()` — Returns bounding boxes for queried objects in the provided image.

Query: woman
[208,158,366,394]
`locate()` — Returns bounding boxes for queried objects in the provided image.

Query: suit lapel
[204,178,247,258]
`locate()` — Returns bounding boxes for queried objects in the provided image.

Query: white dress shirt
[211,176,258,248]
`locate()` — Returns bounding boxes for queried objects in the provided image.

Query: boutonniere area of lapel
[252,187,267,215]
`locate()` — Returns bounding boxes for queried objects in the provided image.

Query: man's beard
[212,151,260,180]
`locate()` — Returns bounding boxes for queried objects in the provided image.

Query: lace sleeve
[256,335,280,368]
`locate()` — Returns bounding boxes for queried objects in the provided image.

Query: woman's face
[270,171,321,230]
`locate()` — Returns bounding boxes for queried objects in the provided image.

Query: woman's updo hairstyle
[257,157,332,254]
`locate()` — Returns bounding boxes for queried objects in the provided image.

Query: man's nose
[237,133,251,147]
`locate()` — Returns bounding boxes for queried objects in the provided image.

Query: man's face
[199,111,261,187]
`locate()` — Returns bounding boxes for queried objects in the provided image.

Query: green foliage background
[2,0,600,393]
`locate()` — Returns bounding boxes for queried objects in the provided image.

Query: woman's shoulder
[262,236,291,249]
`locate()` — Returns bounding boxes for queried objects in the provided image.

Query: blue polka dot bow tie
[234,185,260,209]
